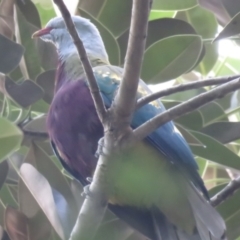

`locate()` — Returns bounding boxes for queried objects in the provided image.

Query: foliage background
[0,0,240,239]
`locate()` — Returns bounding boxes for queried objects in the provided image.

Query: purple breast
[47,79,103,178]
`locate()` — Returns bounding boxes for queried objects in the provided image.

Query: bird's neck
[55,51,109,92]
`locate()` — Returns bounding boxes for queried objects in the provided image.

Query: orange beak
[32,27,52,38]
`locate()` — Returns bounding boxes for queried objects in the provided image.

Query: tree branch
[113,0,151,124]
[211,176,240,207]
[54,1,152,240]
[137,74,240,110]
[133,78,240,142]
[53,0,107,123]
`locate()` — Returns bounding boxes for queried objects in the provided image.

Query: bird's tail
[152,210,201,240]
[151,182,227,240]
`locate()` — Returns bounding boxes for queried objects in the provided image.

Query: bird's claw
[81,184,92,198]
[95,137,105,158]
[86,177,93,183]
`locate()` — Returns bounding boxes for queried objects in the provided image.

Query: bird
[32,16,227,240]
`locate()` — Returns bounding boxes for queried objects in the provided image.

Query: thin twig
[133,78,240,142]
[137,74,240,109]
[211,176,240,207]
[113,0,152,124]
[53,0,107,123]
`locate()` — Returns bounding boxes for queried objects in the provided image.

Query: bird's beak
[32,27,52,38]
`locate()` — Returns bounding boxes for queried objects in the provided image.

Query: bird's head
[32,16,108,62]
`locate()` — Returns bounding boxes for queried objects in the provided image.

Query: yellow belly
[106,141,196,234]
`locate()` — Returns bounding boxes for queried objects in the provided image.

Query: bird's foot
[95,137,105,158]
[86,177,93,183]
[81,184,92,198]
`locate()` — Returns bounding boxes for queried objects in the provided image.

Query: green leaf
[15,8,41,80]
[35,2,56,26]
[214,12,240,42]
[208,183,227,198]
[19,163,65,240]
[141,35,203,83]
[0,161,8,190]
[199,102,228,125]
[97,0,132,37]
[190,131,240,171]
[163,101,204,130]
[217,188,240,220]
[16,0,41,28]
[78,0,106,18]
[175,124,204,146]
[78,9,120,65]
[2,76,44,108]
[0,34,24,73]
[23,115,48,138]
[0,184,18,208]
[149,10,175,21]
[176,6,218,75]
[201,122,240,144]
[225,210,240,240]
[36,39,58,71]
[36,70,55,104]
[0,118,23,162]
[118,18,197,65]
[152,0,198,10]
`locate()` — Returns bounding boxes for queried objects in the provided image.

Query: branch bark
[133,78,240,142]
[211,176,240,207]
[54,1,152,240]
[113,0,151,125]
[53,0,107,123]
[137,74,240,110]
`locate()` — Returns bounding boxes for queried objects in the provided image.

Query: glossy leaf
[23,115,48,137]
[214,12,240,42]
[141,35,203,83]
[0,185,18,208]
[0,161,8,190]
[163,101,204,130]
[149,10,175,21]
[35,1,56,26]
[217,188,240,220]
[118,18,197,64]
[78,0,106,18]
[20,163,65,240]
[16,0,41,28]
[226,211,240,240]
[152,0,198,10]
[199,101,228,125]
[97,0,132,37]
[191,131,240,170]
[0,118,23,162]
[221,0,240,18]
[176,6,219,75]
[36,39,58,71]
[201,122,240,144]
[0,34,24,73]
[175,124,204,146]
[1,76,44,108]
[15,8,41,80]
[36,70,55,104]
